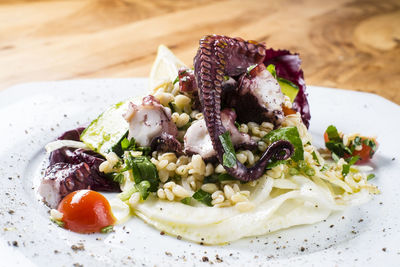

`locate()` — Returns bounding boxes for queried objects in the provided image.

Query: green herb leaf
[223,75,230,81]
[289,167,299,175]
[203,173,237,184]
[136,180,151,200]
[353,136,362,147]
[342,156,360,177]
[168,102,180,113]
[263,126,303,162]
[124,156,159,192]
[51,218,64,228]
[118,180,151,202]
[219,131,237,168]
[266,64,277,78]
[367,173,376,180]
[345,155,360,165]
[223,154,236,168]
[112,131,152,157]
[121,137,132,151]
[325,125,342,142]
[311,151,320,165]
[218,173,237,181]
[320,164,329,172]
[100,225,114,234]
[203,175,219,184]
[136,146,151,156]
[181,197,193,205]
[110,131,129,156]
[109,173,124,184]
[324,126,352,158]
[266,160,287,169]
[192,189,212,207]
[305,167,316,177]
[325,141,352,157]
[173,76,180,85]
[297,160,307,170]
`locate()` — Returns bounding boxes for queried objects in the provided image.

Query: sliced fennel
[45,140,89,153]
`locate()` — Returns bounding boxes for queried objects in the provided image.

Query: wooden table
[1,0,399,104]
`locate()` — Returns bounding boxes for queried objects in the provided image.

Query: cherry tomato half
[323,132,329,143]
[58,190,115,234]
[352,139,379,163]
[283,106,297,116]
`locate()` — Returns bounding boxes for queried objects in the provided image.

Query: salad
[39,35,378,245]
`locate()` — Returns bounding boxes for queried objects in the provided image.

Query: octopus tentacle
[227,140,294,181]
[194,35,294,182]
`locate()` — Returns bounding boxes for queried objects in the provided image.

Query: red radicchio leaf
[263,49,311,128]
[47,127,121,193]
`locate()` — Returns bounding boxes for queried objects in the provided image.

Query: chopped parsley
[111,133,151,156]
[342,156,360,177]
[320,164,329,172]
[192,189,212,206]
[118,180,152,201]
[123,155,159,192]
[311,151,321,165]
[109,172,124,184]
[203,173,237,184]
[168,102,180,113]
[181,197,193,205]
[289,160,316,177]
[324,125,352,158]
[173,76,180,85]
[51,218,64,228]
[219,131,237,168]
[100,225,114,234]
[135,180,151,200]
[263,126,303,162]
[266,160,287,169]
[367,174,376,180]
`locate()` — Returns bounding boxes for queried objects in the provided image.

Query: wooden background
[1,0,399,104]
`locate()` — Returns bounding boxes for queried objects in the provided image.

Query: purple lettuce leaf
[263,49,311,128]
[57,127,86,141]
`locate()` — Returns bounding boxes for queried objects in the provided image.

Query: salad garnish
[38,35,379,244]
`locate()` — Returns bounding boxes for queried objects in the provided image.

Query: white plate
[0,79,399,267]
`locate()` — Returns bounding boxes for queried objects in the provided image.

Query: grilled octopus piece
[193,35,294,182]
[39,128,120,208]
[184,108,256,161]
[226,63,285,124]
[124,95,181,152]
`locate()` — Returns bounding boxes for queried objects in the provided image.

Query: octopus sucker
[194,34,294,182]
